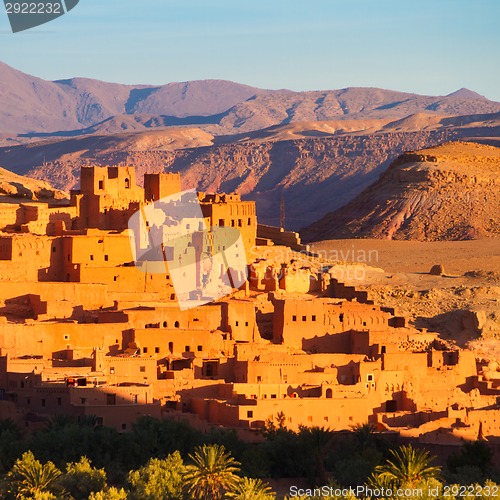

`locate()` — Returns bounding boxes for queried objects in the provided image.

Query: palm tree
[226,477,275,499]
[351,422,377,453]
[183,444,240,500]
[0,418,21,436]
[299,425,334,484]
[46,413,76,430]
[373,445,441,489]
[6,450,62,498]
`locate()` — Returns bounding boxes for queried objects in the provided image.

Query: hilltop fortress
[0,166,499,456]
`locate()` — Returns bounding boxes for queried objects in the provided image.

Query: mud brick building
[0,165,499,461]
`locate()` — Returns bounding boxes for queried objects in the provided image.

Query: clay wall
[0,234,62,282]
[0,203,19,230]
[256,224,309,252]
[273,298,392,349]
[80,166,143,202]
[221,300,257,342]
[195,393,376,431]
[128,328,224,359]
[100,356,157,385]
[0,282,110,319]
[121,304,223,332]
[382,352,429,372]
[76,166,144,230]
[144,173,182,201]
[0,323,128,359]
[79,402,162,431]
[21,204,77,235]
[272,299,326,346]
[200,198,257,252]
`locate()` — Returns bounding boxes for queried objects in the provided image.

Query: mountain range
[1,61,500,138]
[0,61,499,235]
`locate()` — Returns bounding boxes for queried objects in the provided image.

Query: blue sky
[1,0,499,100]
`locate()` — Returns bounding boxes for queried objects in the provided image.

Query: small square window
[247,410,253,418]
[312,315,316,322]
[302,316,306,321]
[121,423,127,430]
[104,255,109,261]
[143,347,148,354]
[197,345,203,352]
[140,366,146,372]
[257,376,262,382]
[292,315,297,322]
[90,255,94,261]
[155,347,160,354]
[235,321,239,327]
[185,346,190,352]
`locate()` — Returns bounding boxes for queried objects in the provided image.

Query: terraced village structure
[0,164,499,461]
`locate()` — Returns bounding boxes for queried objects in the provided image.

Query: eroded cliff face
[302,141,500,241]
[16,129,457,228]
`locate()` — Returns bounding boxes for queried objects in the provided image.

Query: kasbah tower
[0,164,499,458]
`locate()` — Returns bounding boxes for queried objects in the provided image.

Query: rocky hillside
[302,142,500,241]
[0,130,460,228]
[0,167,67,202]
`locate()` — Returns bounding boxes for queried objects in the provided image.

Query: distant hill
[1,61,500,137]
[213,87,500,134]
[0,61,267,134]
[0,166,67,202]
[301,141,500,241]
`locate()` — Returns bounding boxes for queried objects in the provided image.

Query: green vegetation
[183,444,240,499]
[372,445,441,489]
[0,417,498,499]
